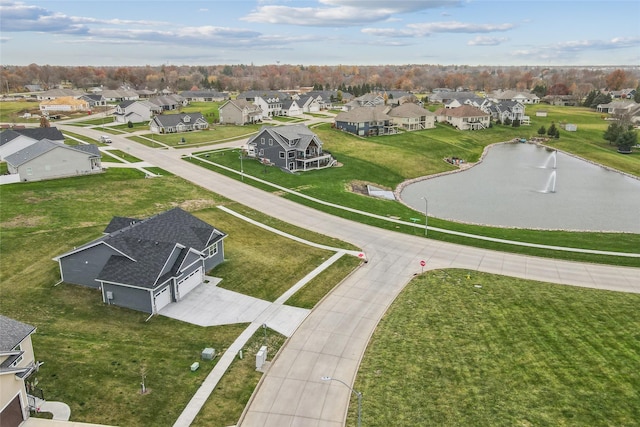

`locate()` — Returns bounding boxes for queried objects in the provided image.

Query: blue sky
[1,0,639,66]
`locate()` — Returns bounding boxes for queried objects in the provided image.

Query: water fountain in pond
[544,170,557,193]
[543,150,557,169]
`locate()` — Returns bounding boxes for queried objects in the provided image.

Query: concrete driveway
[159,277,310,337]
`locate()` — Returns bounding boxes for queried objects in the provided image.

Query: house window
[26,168,33,176]
[259,149,264,156]
[288,151,295,158]
[269,138,273,145]
[279,152,285,159]
[208,242,218,257]
[260,137,265,145]
[10,344,23,367]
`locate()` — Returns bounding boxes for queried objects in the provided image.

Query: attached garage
[154,286,172,311]
[0,394,25,427]
[177,267,203,300]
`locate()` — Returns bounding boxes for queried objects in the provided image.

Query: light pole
[321,376,362,427]
[421,196,428,236]
[262,323,267,347]
[237,148,244,182]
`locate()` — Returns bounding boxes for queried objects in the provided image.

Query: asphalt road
[60,125,640,426]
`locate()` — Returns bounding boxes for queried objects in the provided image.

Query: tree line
[2,63,638,98]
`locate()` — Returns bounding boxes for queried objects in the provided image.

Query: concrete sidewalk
[170,209,362,427]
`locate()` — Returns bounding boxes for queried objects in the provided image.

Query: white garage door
[154,286,172,311]
[177,267,203,299]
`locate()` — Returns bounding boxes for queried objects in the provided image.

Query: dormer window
[183,115,191,122]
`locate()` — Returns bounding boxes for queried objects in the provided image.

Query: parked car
[100,135,112,143]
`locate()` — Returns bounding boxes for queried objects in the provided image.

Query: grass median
[353,269,640,427]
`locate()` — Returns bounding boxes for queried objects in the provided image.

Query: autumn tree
[605,69,628,91]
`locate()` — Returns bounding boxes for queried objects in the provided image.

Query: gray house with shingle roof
[53,208,227,314]
[149,112,209,134]
[247,124,335,172]
[5,139,102,182]
[334,105,398,136]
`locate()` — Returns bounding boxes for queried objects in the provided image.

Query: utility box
[201,348,215,360]
[255,345,268,370]
[190,362,199,372]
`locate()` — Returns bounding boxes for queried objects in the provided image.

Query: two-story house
[236,91,288,119]
[1,315,39,427]
[247,124,335,172]
[334,105,398,136]
[219,99,263,125]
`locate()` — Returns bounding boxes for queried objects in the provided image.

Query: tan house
[0,315,38,426]
[39,96,90,113]
[219,99,263,125]
[387,103,436,131]
[435,105,490,130]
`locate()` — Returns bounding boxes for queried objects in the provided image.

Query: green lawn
[104,149,143,163]
[132,124,263,148]
[353,269,640,427]
[0,169,359,426]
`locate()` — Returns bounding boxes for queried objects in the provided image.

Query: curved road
[62,126,640,426]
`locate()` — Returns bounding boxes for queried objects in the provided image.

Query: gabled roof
[0,315,36,351]
[387,103,435,118]
[60,208,226,289]
[1,127,65,143]
[237,90,289,100]
[152,113,207,128]
[118,100,137,109]
[180,90,228,98]
[249,124,320,151]
[5,139,100,167]
[221,99,262,113]
[444,105,489,118]
[335,105,392,123]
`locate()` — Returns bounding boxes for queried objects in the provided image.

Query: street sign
[420,260,426,267]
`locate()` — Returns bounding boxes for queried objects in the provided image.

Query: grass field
[0,169,359,426]
[353,269,640,427]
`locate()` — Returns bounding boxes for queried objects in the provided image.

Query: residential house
[342,93,386,111]
[53,207,227,314]
[148,94,188,111]
[435,105,490,130]
[80,94,107,109]
[0,315,39,427]
[596,101,639,115]
[386,103,436,131]
[5,140,102,182]
[609,88,636,99]
[0,127,65,160]
[236,91,288,118]
[444,96,487,110]
[136,89,157,99]
[296,95,321,113]
[541,95,580,106]
[247,124,335,172]
[218,99,263,125]
[149,113,209,134]
[39,96,90,113]
[304,90,346,109]
[36,88,85,101]
[180,90,229,102]
[489,90,540,104]
[334,105,398,136]
[101,89,140,102]
[485,101,529,124]
[114,100,161,124]
[281,99,303,116]
[25,84,44,92]
[428,90,477,104]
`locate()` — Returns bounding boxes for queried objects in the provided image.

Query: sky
[1,0,639,67]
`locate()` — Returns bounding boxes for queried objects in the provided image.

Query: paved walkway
[57,125,640,427]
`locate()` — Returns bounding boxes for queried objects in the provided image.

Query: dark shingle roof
[0,315,36,351]
[0,127,64,146]
[92,208,226,288]
[152,113,206,128]
[387,103,435,118]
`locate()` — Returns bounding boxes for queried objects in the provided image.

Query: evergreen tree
[591,93,612,108]
[537,125,546,136]
[512,118,521,127]
[615,130,637,151]
[554,129,560,139]
[547,122,557,137]
[604,122,626,145]
[583,90,597,107]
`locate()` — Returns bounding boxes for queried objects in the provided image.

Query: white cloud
[468,36,508,46]
[242,0,462,27]
[512,37,640,60]
[362,21,515,37]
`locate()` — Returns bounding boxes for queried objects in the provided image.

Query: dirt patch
[346,180,392,196]
[1,214,46,229]
[172,199,219,211]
